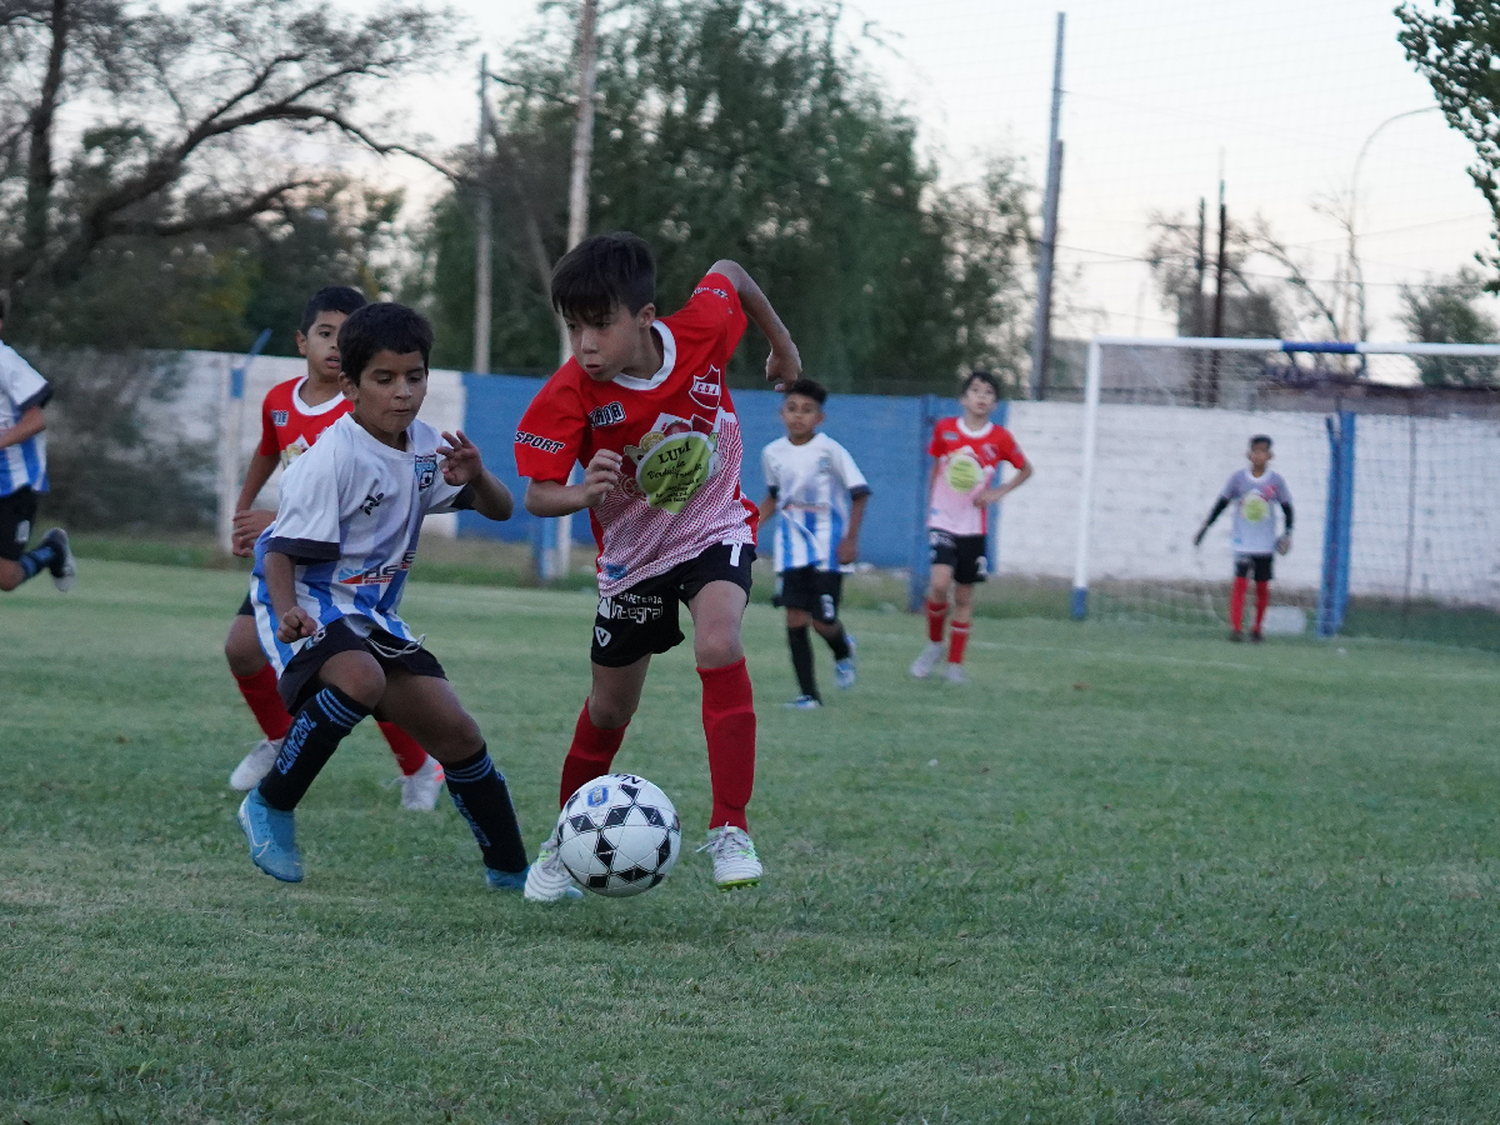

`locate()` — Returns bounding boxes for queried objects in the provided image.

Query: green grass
[2,561,1500,1123]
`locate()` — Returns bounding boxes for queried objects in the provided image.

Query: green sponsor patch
[635,431,717,512]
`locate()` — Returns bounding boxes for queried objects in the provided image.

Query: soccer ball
[555,773,681,897]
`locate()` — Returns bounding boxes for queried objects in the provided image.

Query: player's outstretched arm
[1193,496,1230,545]
[264,551,318,643]
[525,449,623,517]
[707,259,801,389]
[231,449,281,556]
[439,430,513,521]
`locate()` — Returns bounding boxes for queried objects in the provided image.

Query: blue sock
[446,745,528,874]
[257,685,370,811]
[16,542,58,581]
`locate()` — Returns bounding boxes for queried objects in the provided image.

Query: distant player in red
[513,232,800,900]
[910,370,1033,684]
[223,286,444,810]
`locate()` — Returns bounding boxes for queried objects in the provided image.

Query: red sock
[559,702,628,808]
[926,600,948,643]
[699,659,756,832]
[379,722,429,776]
[234,664,292,740]
[948,621,971,665]
[1254,581,1270,632]
[1229,576,1248,632]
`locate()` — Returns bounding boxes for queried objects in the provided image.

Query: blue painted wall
[456,372,968,571]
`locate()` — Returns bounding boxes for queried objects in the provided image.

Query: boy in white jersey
[513,231,801,899]
[1193,434,1294,642]
[910,371,1032,685]
[758,378,870,708]
[222,287,443,810]
[236,303,548,895]
[0,291,75,595]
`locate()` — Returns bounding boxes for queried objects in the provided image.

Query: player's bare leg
[687,581,762,889]
[911,563,954,678]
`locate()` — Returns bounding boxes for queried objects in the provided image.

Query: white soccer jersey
[249,414,470,673]
[761,432,870,573]
[1220,467,1292,555]
[0,341,51,496]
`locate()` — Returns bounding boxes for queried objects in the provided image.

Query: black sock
[257,685,370,811]
[787,625,818,700]
[820,622,851,661]
[17,541,59,582]
[445,745,528,873]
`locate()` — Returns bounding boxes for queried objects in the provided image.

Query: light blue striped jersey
[249,414,471,673]
[0,341,51,496]
[761,432,870,573]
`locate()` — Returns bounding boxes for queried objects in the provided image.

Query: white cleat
[699,826,763,891]
[229,737,283,791]
[400,755,445,811]
[523,831,583,902]
[943,663,969,685]
[909,641,944,679]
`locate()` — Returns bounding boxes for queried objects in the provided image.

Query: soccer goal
[1068,335,1500,648]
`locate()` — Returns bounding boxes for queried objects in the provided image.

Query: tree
[1145,211,1286,340]
[0,0,457,327]
[1398,1,1500,289]
[1398,267,1500,385]
[414,0,1035,393]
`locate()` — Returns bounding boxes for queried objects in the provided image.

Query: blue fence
[456,373,990,589]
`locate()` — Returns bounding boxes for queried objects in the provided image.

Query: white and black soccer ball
[556,773,681,897]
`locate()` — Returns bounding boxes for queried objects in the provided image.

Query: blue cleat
[238,789,303,882]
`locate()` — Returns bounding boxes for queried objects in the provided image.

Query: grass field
[3,558,1500,1123]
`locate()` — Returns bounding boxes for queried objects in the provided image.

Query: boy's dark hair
[337,303,433,383]
[1249,434,1273,449]
[300,286,367,335]
[962,370,1002,396]
[784,378,828,406]
[551,232,656,324]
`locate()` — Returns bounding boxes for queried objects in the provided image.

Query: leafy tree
[1398,1,1500,289]
[0,0,456,337]
[1146,211,1285,339]
[1397,267,1500,385]
[415,0,1035,393]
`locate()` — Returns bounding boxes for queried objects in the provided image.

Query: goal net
[1068,336,1500,649]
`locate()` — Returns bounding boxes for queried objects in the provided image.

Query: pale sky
[386,0,1496,345]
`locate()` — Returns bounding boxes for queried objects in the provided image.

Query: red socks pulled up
[926,600,947,643]
[699,658,756,831]
[1254,581,1270,633]
[1229,576,1249,632]
[379,722,430,776]
[947,621,970,665]
[234,664,292,741]
[559,702,629,807]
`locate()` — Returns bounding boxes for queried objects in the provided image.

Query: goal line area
[1066,336,1500,651]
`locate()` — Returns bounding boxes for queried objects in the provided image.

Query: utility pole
[544,0,598,583]
[1028,11,1065,401]
[472,53,492,375]
[1208,170,1228,405]
[1193,196,1207,404]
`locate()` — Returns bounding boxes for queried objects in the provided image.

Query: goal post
[1069,335,1500,646]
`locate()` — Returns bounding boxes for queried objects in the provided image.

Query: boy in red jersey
[223,287,443,809]
[513,232,800,900]
[910,371,1033,685]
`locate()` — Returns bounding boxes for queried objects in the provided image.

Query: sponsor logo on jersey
[272,410,290,427]
[359,490,386,516]
[337,550,418,586]
[602,560,628,580]
[516,430,566,454]
[597,592,664,624]
[689,364,722,411]
[415,453,437,490]
[635,430,719,512]
[693,285,730,301]
[588,401,626,427]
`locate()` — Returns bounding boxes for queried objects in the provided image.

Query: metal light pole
[1028,12,1065,401]
[472,54,493,375]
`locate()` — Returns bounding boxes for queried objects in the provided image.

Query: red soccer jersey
[926,417,1026,537]
[514,273,755,595]
[256,376,351,466]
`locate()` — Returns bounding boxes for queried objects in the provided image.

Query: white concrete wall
[993,399,1499,606]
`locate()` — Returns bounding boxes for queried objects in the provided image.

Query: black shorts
[0,488,38,562]
[773,566,843,624]
[591,541,755,668]
[929,530,988,585]
[277,617,446,714]
[237,593,254,617]
[1234,553,1274,582]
